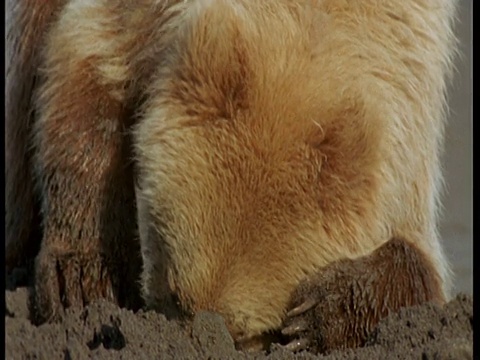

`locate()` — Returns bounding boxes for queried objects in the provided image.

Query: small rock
[191,311,238,359]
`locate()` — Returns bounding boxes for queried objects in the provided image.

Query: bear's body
[6,0,457,352]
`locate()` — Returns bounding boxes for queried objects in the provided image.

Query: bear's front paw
[33,248,116,324]
[281,258,369,354]
[281,237,446,354]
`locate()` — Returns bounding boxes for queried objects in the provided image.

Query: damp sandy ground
[5,284,473,360]
[440,0,472,296]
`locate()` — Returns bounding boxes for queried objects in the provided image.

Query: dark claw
[283,337,310,352]
[286,297,317,318]
[282,318,308,336]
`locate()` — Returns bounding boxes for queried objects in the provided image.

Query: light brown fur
[134,0,457,344]
[6,0,66,274]
[6,0,458,352]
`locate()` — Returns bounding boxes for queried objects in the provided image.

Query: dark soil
[5,270,473,360]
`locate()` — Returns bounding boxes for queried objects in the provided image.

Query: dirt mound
[5,278,472,360]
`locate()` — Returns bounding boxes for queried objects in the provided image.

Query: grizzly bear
[6,0,457,353]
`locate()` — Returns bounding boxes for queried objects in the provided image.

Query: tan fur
[7,0,457,350]
[134,0,458,342]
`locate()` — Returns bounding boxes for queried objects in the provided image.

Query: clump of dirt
[5,269,473,360]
